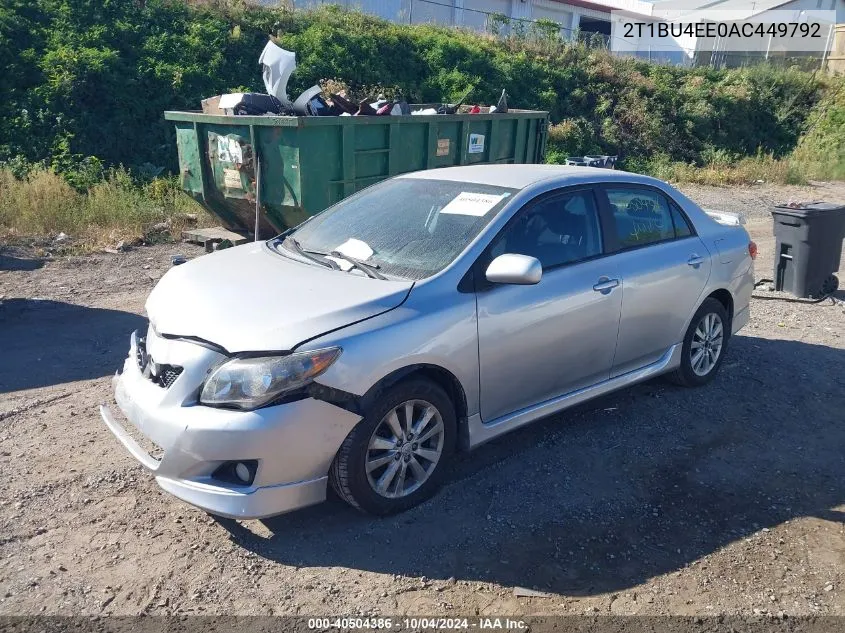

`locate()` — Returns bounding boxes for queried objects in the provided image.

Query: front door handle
[593,277,619,293]
[687,254,705,267]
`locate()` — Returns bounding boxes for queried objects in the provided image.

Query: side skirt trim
[465,344,682,449]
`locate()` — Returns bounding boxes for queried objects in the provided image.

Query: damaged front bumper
[99,329,362,519]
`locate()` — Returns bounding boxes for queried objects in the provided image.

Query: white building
[291,0,845,67]
[619,0,845,66]
[294,0,647,39]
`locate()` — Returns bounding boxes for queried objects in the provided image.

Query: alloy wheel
[365,399,445,499]
[690,312,723,377]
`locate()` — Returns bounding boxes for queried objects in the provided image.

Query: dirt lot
[1,182,845,619]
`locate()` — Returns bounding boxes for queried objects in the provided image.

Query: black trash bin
[770,202,845,298]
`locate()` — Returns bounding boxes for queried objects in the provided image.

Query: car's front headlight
[199,347,341,410]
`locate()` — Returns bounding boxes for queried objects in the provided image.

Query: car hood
[145,242,413,353]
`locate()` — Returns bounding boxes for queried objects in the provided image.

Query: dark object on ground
[585,155,618,168]
[771,202,845,298]
[566,155,618,168]
[182,227,249,252]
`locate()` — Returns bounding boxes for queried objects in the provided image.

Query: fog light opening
[212,459,257,487]
[235,462,251,483]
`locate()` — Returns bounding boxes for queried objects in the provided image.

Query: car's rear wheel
[330,378,456,515]
[667,297,729,387]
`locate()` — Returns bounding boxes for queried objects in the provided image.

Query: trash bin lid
[772,202,845,218]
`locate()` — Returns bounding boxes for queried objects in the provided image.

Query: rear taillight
[748,241,758,260]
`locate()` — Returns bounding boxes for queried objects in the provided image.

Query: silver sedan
[100,165,755,518]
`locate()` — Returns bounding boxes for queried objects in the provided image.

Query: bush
[790,84,845,181]
[0,166,208,248]
[626,151,807,186]
[0,1,834,180]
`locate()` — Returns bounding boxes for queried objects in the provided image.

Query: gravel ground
[1,182,844,618]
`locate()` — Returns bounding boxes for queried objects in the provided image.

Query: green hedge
[0,0,831,181]
[790,84,845,181]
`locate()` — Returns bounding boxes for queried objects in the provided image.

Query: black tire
[329,378,456,515]
[667,297,730,388]
[820,274,839,297]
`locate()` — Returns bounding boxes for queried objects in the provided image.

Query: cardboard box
[201,95,224,115]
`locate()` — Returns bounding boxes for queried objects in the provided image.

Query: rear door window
[605,188,675,248]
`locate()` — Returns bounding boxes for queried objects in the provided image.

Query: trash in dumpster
[356,99,378,116]
[218,93,286,116]
[490,89,509,114]
[437,87,473,114]
[330,93,357,115]
[258,41,331,116]
[176,38,549,239]
[291,85,326,116]
[259,39,296,107]
[391,102,411,115]
[372,96,389,111]
[203,40,522,119]
[201,95,224,115]
[165,104,549,238]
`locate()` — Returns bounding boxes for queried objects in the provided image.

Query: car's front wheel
[330,378,456,515]
[668,297,730,387]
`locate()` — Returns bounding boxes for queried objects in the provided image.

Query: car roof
[398,164,662,190]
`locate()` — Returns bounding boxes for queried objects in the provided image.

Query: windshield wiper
[329,251,387,280]
[279,237,339,270]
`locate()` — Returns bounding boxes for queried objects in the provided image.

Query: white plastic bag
[259,40,296,106]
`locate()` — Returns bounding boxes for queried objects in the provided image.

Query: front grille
[158,366,183,388]
[136,336,183,389]
[135,340,145,372]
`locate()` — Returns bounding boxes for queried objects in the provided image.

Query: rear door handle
[687,254,705,267]
[593,277,619,293]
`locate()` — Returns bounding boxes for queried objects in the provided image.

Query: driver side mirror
[485,254,542,285]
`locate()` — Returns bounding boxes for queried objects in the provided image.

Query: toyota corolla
[100,165,755,518]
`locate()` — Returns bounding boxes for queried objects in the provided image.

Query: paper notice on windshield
[333,238,373,260]
[441,192,505,217]
[327,238,375,271]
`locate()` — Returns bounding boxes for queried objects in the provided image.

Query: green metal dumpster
[164,109,549,237]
